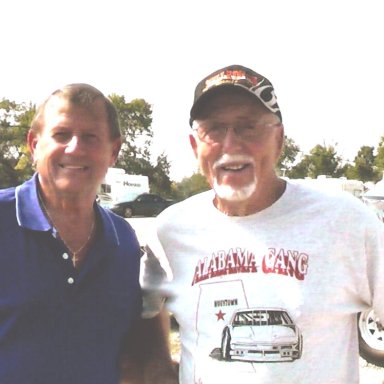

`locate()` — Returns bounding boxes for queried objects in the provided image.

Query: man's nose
[65,136,82,152]
[221,127,242,151]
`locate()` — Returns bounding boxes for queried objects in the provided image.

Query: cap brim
[190,84,261,126]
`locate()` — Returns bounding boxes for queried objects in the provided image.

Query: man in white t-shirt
[141,65,384,384]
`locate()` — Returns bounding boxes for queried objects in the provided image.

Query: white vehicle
[289,175,365,198]
[98,168,149,205]
[96,193,114,209]
[288,175,384,367]
[363,178,384,222]
[359,178,384,366]
[358,309,384,367]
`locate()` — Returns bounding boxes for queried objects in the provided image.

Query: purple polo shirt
[0,174,142,384]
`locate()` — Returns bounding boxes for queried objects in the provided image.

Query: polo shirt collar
[15,173,120,247]
[16,173,50,231]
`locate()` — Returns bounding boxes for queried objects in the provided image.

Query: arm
[120,309,178,384]
[365,215,384,321]
[121,237,178,383]
[141,309,178,384]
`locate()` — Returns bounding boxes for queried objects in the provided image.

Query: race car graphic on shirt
[219,307,303,362]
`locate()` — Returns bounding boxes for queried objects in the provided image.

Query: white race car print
[220,307,303,362]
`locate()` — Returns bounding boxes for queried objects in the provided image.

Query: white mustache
[213,154,255,170]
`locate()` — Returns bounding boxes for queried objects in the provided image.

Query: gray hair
[30,83,121,140]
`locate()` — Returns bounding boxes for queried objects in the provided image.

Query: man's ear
[275,124,285,160]
[278,124,285,152]
[189,134,198,159]
[27,130,39,163]
[110,137,122,166]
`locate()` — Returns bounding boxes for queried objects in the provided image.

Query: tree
[0,95,173,195]
[147,153,173,196]
[374,136,384,180]
[0,99,35,188]
[3,93,384,192]
[110,96,153,173]
[109,95,173,196]
[345,146,379,182]
[288,144,343,179]
[277,135,300,176]
[172,172,210,200]
[287,156,311,179]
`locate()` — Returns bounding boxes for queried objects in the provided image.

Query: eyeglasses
[193,121,282,144]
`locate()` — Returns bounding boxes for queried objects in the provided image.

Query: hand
[143,360,179,384]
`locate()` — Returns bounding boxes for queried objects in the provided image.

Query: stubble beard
[209,154,257,202]
[212,178,257,202]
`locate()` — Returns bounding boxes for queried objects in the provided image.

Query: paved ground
[360,358,384,383]
[126,217,156,246]
[129,218,384,383]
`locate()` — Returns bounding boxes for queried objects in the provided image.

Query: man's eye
[207,125,224,134]
[53,132,70,142]
[239,124,255,132]
[83,134,98,143]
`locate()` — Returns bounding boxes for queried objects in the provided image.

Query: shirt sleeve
[366,217,384,321]
[140,240,173,319]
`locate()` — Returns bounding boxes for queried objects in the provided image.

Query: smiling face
[28,95,121,201]
[190,89,285,215]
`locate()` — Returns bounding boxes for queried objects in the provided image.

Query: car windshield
[233,310,292,326]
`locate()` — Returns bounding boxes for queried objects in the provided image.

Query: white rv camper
[363,178,384,222]
[290,175,365,198]
[99,168,149,204]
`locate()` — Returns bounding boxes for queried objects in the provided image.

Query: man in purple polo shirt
[0,84,175,384]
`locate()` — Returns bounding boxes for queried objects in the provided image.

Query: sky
[1,0,383,181]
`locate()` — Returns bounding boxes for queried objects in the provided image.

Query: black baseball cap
[190,64,282,126]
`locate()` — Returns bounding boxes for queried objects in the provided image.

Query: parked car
[110,193,175,218]
[96,193,114,209]
[359,193,384,367]
[221,307,303,362]
[358,309,384,367]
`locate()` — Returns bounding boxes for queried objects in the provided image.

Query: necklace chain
[38,190,95,267]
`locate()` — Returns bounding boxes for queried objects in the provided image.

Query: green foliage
[0,99,35,187]
[286,158,310,179]
[1,94,384,193]
[287,144,343,179]
[172,172,210,200]
[374,137,384,178]
[111,95,153,173]
[146,153,173,196]
[0,95,173,195]
[277,136,300,174]
[109,95,173,196]
[345,146,380,182]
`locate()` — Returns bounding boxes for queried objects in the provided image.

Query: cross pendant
[72,253,78,267]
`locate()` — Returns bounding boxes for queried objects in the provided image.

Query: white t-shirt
[142,181,384,384]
